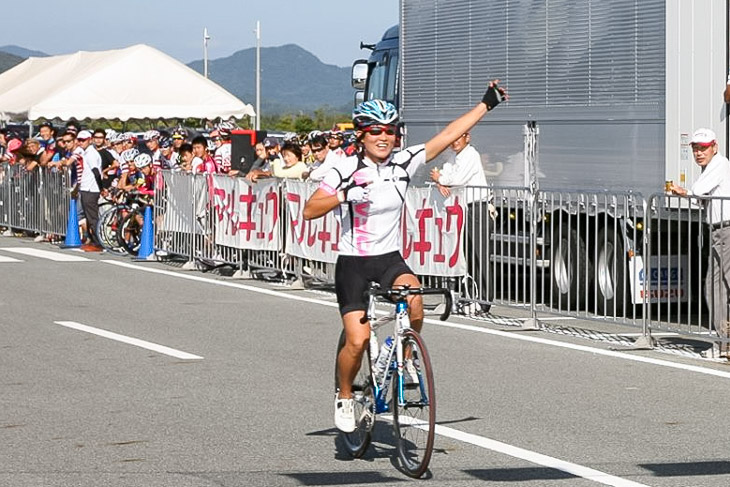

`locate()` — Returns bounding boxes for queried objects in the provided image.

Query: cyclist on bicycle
[303,81,507,432]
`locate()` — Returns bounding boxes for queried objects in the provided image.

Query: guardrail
[4,162,730,352]
[0,163,70,237]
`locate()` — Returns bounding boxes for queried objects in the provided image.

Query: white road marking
[102,259,730,380]
[0,254,22,262]
[385,415,650,487]
[618,332,678,337]
[54,321,203,360]
[524,316,576,321]
[102,260,340,308]
[430,319,730,379]
[1,247,91,262]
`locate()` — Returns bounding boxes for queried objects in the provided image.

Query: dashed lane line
[54,321,203,360]
[101,259,730,380]
[0,247,91,262]
[0,254,22,262]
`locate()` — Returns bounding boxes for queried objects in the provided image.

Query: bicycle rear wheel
[335,330,375,458]
[392,329,435,478]
[117,209,143,255]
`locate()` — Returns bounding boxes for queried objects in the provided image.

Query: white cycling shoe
[334,395,356,433]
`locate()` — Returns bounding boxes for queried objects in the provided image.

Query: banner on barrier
[212,176,280,250]
[284,181,466,275]
[403,186,466,276]
[285,180,340,263]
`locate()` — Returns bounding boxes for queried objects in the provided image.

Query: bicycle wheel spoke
[392,330,435,478]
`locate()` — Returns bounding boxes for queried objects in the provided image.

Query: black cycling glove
[482,84,503,111]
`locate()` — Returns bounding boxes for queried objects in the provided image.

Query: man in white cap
[76,130,105,252]
[671,128,730,357]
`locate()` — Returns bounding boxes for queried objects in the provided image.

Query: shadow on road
[639,460,730,477]
[464,467,578,482]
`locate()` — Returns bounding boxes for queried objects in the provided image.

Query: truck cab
[351,25,399,108]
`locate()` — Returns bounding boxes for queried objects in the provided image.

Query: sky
[1,0,398,68]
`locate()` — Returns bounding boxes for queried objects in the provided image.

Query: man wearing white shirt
[429,132,487,201]
[671,128,730,356]
[77,130,105,251]
[306,134,343,182]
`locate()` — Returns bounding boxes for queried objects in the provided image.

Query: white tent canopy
[0,44,255,121]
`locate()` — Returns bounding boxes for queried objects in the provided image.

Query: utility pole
[255,20,261,130]
[203,27,210,78]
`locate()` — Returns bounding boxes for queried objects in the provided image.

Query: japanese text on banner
[285,180,340,263]
[403,186,466,276]
[212,176,280,251]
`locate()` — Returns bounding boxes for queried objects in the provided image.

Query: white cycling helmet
[144,130,160,141]
[109,133,124,144]
[134,153,152,168]
[215,121,236,137]
[121,148,140,162]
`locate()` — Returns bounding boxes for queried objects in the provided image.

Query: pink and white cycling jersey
[214,142,232,173]
[70,146,85,178]
[192,155,217,174]
[151,149,163,170]
[319,144,426,256]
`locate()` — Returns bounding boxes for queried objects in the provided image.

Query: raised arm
[424,79,507,162]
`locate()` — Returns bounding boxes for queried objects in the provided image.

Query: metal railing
[5,161,730,351]
[0,163,70,236]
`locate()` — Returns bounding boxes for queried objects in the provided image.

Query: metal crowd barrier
[0,163,70,236]
[645,193,729,349]
[7,163,730,350]
[155,171,286,277]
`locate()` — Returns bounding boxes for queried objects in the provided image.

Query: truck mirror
[354,91,365,107]
[352,60,368,90]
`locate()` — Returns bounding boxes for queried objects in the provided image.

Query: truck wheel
[551,222,592,310]
[596,228,629,316]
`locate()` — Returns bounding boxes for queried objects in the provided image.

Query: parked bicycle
[96,189,152,255]
[96,189,130,254]
[117,191,153,255]
[335,283,451,478]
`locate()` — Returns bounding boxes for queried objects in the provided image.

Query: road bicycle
[335,283,451,478]
[96,189,130,253]
[117,191,152,255]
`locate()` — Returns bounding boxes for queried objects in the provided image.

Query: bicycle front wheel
[392,329,435,478]
[97,205,126,253]
[335,330,374,458]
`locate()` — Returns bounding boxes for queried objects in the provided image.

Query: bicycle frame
[364,285,452,415]
[367,300,407,414]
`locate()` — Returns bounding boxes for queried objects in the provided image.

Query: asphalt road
[3,239,730,487]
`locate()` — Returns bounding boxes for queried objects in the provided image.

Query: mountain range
[0,44,355,115]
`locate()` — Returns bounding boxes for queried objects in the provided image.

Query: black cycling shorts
[335,251,414,316]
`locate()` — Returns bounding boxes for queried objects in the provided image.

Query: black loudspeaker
[231,130,267,174]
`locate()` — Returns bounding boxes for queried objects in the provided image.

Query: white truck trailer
[353,0,729,322]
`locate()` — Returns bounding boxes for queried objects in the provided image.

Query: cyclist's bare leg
[337,310,370,399]
[392,273,423,333]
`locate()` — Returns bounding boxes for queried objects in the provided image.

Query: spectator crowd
[0,120,363,248]
[0,120,360,186]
